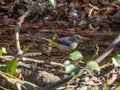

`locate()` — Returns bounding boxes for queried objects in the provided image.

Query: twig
[18,52,42,57]
[21,57,65,67]
[0,56,15,61]
[0,85,9,90]
[41,75,73,90]
[15,0,41,55]
[0,55,64,67]
[0,71,40,90]
[88,4,99,17]
[95,33,120,63]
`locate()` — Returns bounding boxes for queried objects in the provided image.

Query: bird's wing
[54,37,72,46]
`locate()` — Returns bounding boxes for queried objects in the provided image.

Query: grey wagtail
[25,34,86,52]
[41,34,83,52]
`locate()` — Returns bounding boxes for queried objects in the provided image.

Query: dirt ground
[0,20,119,63]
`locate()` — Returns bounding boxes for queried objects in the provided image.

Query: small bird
[41,34,83,52]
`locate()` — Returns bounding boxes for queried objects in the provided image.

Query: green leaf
[71,67,80,75]
[87,61,100,71]
[1,47,7,54]
[49,0,56,8]
[79,20,87,26]
[22,46,29,52]
[112,54,120,66]
[116,82,120,87]
[1,58,18,77]
[64,60,71,66]
[91,44,99,60]
[0,49,3,56]
[64,60,80,75]
[82,74,91,82]
[65,64,80,75]
[102,82,110,90]
[0,47,7,56]
[69,51,83,61]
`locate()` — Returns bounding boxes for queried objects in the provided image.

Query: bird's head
[71,34,83,42]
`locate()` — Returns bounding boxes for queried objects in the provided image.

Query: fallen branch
[41,75,73,90]
[0,55,64,67]
[21,57,64,67]
[15,0,41,55]
[0,71,40,90]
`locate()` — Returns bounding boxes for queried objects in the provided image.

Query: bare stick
[15,0,41,55]
[95,34,120,63]
[15,10,30,54]
[0,71,40,90]
[21,57,65,67]
[0,55,64,67]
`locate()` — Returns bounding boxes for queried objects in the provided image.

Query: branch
[21,57,64,67]
[0,71,40,90]
[15,0,41,55]
[95,33,120,63]
[0,55,64,67]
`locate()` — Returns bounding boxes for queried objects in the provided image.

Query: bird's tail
[25,35,58,46]
[41,38,58,47]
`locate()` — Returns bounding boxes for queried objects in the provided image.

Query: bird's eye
[76,36,81,40]
[73,35,82,41]
[77,37,80,39]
